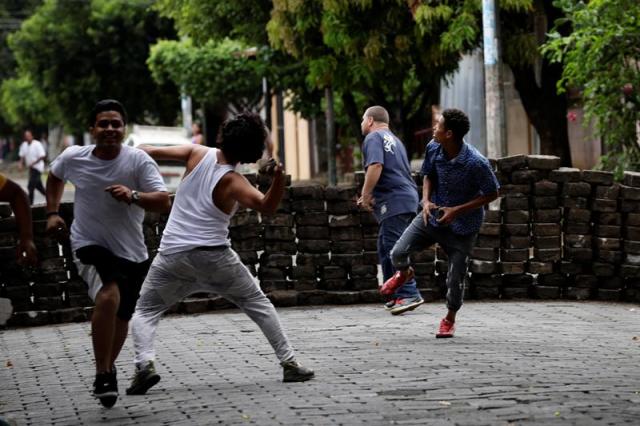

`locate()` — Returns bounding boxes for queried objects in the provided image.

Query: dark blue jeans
[390,215,477,311]
[378,213,420,299]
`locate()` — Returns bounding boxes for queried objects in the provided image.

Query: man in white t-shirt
[125,112,314,396]
[45,99,171,408]
[18,130,46,204]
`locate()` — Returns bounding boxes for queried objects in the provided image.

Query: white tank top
[159,148,237,254]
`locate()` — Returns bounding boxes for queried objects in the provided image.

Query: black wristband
[46,211,60,218]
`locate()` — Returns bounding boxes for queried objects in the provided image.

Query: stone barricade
[1,157,639,327]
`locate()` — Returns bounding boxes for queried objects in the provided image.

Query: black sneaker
[126,361,161,395]
[93,371,118,408]
[281,360,315,382]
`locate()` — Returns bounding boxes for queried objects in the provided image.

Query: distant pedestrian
[45,99,171,408]
[18,130,46,204]
[380,109,499,337]
[191,122,204,145]
[357,106,424,315]
[126,112,314,396]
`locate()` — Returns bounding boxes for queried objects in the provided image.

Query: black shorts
[75,245,150,321]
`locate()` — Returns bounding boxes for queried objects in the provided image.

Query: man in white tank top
[127,112,314,395]
[45,100,171,408]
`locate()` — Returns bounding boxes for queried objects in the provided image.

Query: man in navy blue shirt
[357,106,423,315]
[380,109,499,337]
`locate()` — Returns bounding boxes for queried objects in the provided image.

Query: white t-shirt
[19,140,46,172]
[50,145,167,262]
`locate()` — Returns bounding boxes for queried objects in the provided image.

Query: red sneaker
[379,267,415,296]
[436,318,455,338]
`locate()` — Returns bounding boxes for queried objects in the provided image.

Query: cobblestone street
[1,301,639,425]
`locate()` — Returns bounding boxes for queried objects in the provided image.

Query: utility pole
[325,87,337,185]
[180,93,192,135]
[482,0,506,159]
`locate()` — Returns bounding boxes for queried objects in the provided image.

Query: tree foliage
[0,75,51,128]
[148,39,269,112]
[0,0,42,134]
[7,0,180,133]
[266,0,465,151]
[412,0,573,164]
[543,0,640,175]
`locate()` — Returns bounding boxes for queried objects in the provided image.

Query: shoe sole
[95,392,118,408]
[283,372,315,383]
[126,374,161,395]
[435,334,454,338]
[390,300,424,316]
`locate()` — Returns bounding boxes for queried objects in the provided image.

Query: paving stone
[526,155,561,170]
[622,171,640,187]
[594,184,620,200]
[581,170,614,185]
[548,167,582,183]
[1,232,640,426]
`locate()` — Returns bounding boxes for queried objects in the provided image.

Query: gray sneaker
[389,297,424,315]
[126,361,161,395]
[281,360,315,382]
[384,299,397,310]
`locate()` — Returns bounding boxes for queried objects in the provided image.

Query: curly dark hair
[89,99,128,127]
[217,112,268,164]
[441,108,470,142]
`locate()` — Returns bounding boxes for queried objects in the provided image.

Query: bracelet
[46,211,60,218]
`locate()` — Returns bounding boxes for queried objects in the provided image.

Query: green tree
[0,75,51,129]
[8,0,180,134]
[148,38,268,113]
[543,0,640,175]
[0,0,42,134]
[267,0,461,154]
[413,0,572,164]
[151,0,322,144]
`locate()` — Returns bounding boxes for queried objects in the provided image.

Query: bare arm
[221,167,286,215]
[138,143,209,176]
[0,179,37,265]
[45,172,69,241]
[28,155,46,169]
[357,163,383,211]
[104,185,171,213]
[46,172,65,216]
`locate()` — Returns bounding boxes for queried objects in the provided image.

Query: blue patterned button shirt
[421,140,499,235]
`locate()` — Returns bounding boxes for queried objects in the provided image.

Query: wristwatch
[131,190,141,204]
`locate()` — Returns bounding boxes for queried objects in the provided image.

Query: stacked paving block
[586,170,621,301]
[496,154,531,298]
[559,170,596,299]
[6,162,640,327]
[290,184,328,304]
[230,209,262,276]
[620,171,640,302]
[0,203,31,314]
[471,209,501,299]
[527,156,563,299]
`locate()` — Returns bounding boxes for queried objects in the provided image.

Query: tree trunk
[510,61,572,166]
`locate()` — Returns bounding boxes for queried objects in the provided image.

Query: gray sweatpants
[390,215,477,312]
[130,247,295,366]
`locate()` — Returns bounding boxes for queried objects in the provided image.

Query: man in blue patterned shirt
[380,109,499,337]
[357,106,423,315]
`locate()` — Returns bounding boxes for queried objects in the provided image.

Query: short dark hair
[441,108,470,141]
[217,112,267,164]
[365,106,389,124]
[89,99,128,127]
